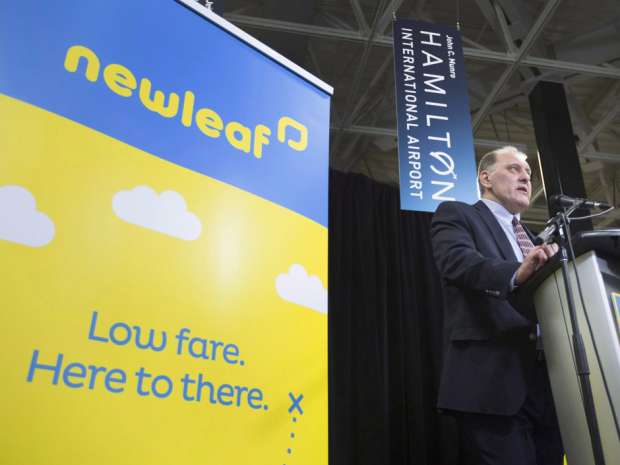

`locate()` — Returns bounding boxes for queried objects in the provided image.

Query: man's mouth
[516,186,529,195]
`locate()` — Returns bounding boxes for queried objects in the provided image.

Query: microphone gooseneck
[549,194,612,210]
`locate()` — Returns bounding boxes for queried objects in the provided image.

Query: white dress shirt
[481,199,542,341]
[481,198,524,262]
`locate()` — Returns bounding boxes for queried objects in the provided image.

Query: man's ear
[479,170,492,190]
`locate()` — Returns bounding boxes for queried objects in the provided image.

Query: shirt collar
[481,198,520,226]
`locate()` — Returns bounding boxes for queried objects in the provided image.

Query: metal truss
[335,124,528,151]
[225,5,620,220]
[224,13,620,80]
[471,0,561,130]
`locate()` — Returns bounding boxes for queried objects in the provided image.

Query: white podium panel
[534,250,620,465]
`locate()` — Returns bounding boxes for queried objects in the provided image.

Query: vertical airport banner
[393,19,478,212]
[0,1,331,464]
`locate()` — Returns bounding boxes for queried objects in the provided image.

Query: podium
[525,231,620,464]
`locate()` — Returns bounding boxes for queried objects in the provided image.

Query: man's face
[480,150,532,214]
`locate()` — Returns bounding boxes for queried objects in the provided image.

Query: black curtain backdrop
[329,170,459,465]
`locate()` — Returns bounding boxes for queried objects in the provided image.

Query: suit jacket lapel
[474,200,518,261]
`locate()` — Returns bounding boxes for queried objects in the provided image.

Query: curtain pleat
[329,170,460,465]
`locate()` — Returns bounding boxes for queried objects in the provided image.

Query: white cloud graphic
[276,264,327,313]
[112,186,202,241]
[0,185,55,247]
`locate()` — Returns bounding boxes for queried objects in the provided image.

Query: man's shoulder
[435,200,480,215]
[432,201,492,232]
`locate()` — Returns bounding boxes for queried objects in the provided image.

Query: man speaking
[431,146,563,465]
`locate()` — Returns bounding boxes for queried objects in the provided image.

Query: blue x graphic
[288,392,304,415]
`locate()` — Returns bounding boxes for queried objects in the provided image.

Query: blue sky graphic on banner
[0,0,330,226]
[393,19,478,212]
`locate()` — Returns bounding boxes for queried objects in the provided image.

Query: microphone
[533,222,557,245]
[550,194,612,210]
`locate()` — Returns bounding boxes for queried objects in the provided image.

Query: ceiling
[215,0,620,227]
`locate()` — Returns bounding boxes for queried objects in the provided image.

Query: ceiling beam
[333,126,620,163]
[586,80,620,116]
[461,35,490,50]
[494,2,517,54]
[581,150,620,163]
[553,20,620,65]
[565,89,596,150]
[496,0,547,56]
[471,0,562,130]
[320,11,355,30]
[348,53,393,123]
[333,124,528,151]
[493,0,540,81]
[476,0,548,59]
[376,0,403,34]
[307,42,324,80]
[349,0,369,32]
[578,97,620,151]
[331,0,391,160]
[471,65,610,119]
[511,55,620,79]
[598,169,615,206]
[224,13,620,80]
[474,0,501,36]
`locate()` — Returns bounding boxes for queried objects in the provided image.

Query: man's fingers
[535,248,548,266]
[541,242,559,258]
[528,244,557,260]
[519,244,558,283]
[527,247,548,269]
[527,246,546,260]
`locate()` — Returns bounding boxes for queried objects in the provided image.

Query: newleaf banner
[0,1,330,464]
[393,19,478,212]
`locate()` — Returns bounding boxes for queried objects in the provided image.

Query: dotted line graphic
[283,416,297,464]
[283,391,304,465]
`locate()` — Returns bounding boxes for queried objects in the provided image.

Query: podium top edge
[518,228,620,296]
[175,0,334,96]
[576,229,620,240]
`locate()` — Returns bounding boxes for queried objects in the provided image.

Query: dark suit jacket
[431,200,539,415]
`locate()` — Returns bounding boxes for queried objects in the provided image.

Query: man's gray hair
[477,146,527,194]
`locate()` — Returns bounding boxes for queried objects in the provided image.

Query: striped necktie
[512,216,534,258]
[513,216,544,352]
